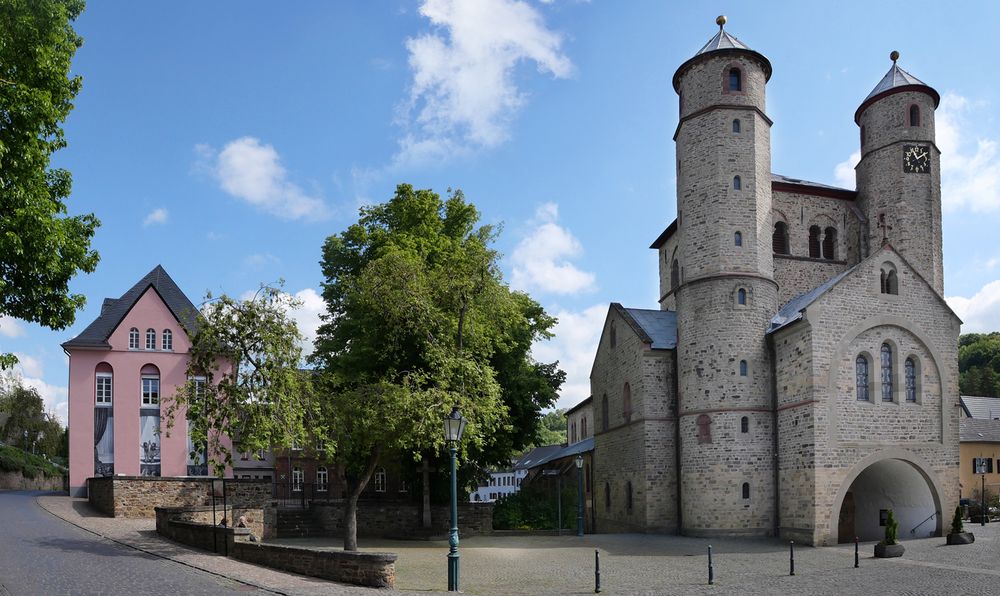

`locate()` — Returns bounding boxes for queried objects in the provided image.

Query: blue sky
[5,0,1000,423]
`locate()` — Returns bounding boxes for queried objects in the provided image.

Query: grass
[0,445,64,479]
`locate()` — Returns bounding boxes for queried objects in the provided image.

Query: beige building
[589,18,960,545]
[959,396,1000,502]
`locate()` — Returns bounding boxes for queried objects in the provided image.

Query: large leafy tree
[0,0,99,368]
[0,375,64,457]
[959,332,1000,397]
[163,286,314,474]
[312,184,563,550]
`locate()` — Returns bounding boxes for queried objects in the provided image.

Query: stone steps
[276,510,315,538]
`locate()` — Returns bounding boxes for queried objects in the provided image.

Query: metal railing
[910,510,939,535]
[272,482,341,508]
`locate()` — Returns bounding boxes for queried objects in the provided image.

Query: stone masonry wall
[89,476,272,518]
[308,501,493,538]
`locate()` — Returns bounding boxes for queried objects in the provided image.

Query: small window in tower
[734,231,742,247]
[739,360,748,377]
[808,226,821,258]
[822,227,837,260]
[742,482,750,500]
[732,119,741,133]
[909,104,920,127]
[737,288,747,306]
[729,68,742,92]
[741,416,749,434]
[733,176,742,190]
[772,222,789,255]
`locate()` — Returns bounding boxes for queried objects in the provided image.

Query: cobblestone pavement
[275,522,1000,595]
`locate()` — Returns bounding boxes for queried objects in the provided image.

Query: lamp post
[576,455,584,536]
[443,405,467,592]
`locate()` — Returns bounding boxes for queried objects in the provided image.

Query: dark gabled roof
[960,418,1000,443]
[63,265,199,349]
[620,306,677,349]
[564,396,592,417]
[771,173,856,196]
[960,396,1000,421]
[514,444,564,470]
[768,265,859,334]
[525,437,595,470]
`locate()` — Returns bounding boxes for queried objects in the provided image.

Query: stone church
[588,17,960,545]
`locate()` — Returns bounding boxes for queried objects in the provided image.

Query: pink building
[64,266,214,496]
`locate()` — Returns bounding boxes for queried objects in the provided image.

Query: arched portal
[833,455,943,543]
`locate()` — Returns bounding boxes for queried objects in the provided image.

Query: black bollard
[708,545,714,585]
[854,536,859,568]
[789,540,795,576]
[594,548,601,593]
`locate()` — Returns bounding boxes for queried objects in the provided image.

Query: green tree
[312,184,562,550]
[0,375,63,458]
[163,285,314,474]
[959,332,1000,397]
[530,408,567,448]
[0,0,100,369]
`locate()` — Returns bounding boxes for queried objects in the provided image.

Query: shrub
[0,445,63,479]
[881,509,899,545]
[951,505,965,534]
[493,482,579,530]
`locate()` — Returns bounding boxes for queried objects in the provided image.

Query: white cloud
[936,93,1000,212]
[531,303,606,410]
[199,137,330,221]
[13,353,43,378]
[396,0,573,165]
[5,368,68,426]
[242,253,280,268]
[947,280,1000,332]
[143,207,169,226]
[289,288,325,357]
[834,150,860,189]
[511,203,596,294]
[0,316,24,338]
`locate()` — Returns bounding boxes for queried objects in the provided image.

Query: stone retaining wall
[0,471,65,491]
[89,476,271,518]
[308,501,493,538]
[155,505,269,542]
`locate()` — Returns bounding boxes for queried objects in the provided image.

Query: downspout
[768,334,780,538]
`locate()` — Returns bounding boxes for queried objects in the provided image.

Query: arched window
[881,343,894,402]
[145,328,156,350]
[808,226,821,258]
[609,321,616,349]
[905,357,917,402]
[601,394,609,431]
[729,67,742,92]
[374,468,387,492]
[909,104,920,127]
[739,360,748,377]
[883,269,899,295]
[742,482,750,500]
[316,466,328,491]
[292,467,303,491]
[623,382,632,423]
[734,231,742,247]
[162,329,173,351]
[856,355,870,401]
[772,222,789,255]
[95,363,113,406]
[670,259,680,291]
[626,481,633,513]
[141,364,160,407]
[737,288,747,306]
[128,328,140,350]
[732,118,741,133]
[733,176,742,190]
[696,414,712,444]
[582,417,588,439]
[604,482,611,511]
[740,416,749,433]
[822,227,837,260]
[571,421,577,443]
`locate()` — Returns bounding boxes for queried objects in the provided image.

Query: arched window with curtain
[772,222,789,255]
[139,363,161,476]
[601,394,609,431]
[728,67,742,91]
[623,382,632,423]
[881,343,894,402]
[905,357,917,402]
[909,104,920,126]
[823,227,837,260]
[733,176,741,190]
[808,226,821,258]
[856,355,870,401]
[128,328,140,350]
[94,362,115,477]
[732,118,741,133]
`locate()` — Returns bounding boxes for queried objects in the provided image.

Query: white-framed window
[96,372,113,406]
[374,468,387,492]
[291,439,302,451]
[192,375,206,398]
[162,329,173,351]
[145,328,156,350]
[316,466,328,492]
[128,328,140,350]
[141,375,160,406]
[292,466,303,491]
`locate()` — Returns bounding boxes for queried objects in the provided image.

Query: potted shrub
[947,505,975,545]
[874,509,905,558]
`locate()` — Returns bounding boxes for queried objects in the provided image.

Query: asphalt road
[0,491,262,595]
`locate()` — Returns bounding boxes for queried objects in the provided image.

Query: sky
[5,0,1000,425]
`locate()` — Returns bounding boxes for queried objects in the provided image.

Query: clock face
[903,144,931,174]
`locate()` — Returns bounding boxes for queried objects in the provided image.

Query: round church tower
[673,16,777,536]
[854,52,943,294]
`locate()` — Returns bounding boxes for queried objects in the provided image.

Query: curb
[34,494,285,595]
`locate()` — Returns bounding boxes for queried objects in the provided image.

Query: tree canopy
[959,332,1000,397]
[0,0,99,368]
[0,375,65,458]
[311,184,563,549]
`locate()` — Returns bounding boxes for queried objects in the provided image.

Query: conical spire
[695,15,753,55]
[855,50,939,122]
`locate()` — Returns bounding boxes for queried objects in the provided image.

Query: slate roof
[960,418,1000,443]
[673,20,771,91]
[622,308,678,349]
[768,265,860,334]
[525,437,595,470]
[564,396,592,417]
[63,265,199,349]
[960,395,1000,421]
[695,28,752,55]
[771,173,853,193]
[513,444,564,470]
[862,63,932,103]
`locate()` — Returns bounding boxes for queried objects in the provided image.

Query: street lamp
[443,405,467,592]
[575,455,584,537]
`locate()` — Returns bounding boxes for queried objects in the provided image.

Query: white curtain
[96,414,114,463]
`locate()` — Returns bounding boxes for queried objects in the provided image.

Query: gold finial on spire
[890,50,900,63]
[716,15,727,30]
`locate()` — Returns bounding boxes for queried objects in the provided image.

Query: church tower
[673,17,777,536]
[855,52,943,294]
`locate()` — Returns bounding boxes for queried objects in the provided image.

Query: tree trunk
[342,447,381,551]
